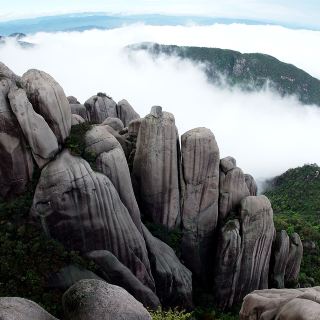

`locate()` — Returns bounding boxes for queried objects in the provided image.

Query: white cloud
[1,24,320,181]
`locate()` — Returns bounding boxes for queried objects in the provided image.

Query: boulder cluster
[0,62,305,318]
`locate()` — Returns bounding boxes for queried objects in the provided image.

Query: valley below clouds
[1,23,320,180]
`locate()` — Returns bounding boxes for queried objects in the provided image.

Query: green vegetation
[133,43,320,106]
[64,122,96,169]
[144,222,182,256]
[264,164,320,286]
[151,309,192,320]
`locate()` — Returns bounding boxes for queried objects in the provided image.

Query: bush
[150,309,192,320]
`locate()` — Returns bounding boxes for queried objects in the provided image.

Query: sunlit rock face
[236,195,275,302]
[180,127,220,283]
[132,106,181,229]
[84,92,117,123]
[22,69,71,144]
[240,287,320,320]
[31,150,155,291]
[0,78,33,198]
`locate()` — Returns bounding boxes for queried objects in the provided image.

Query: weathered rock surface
[270,230,290,289]
[213,219,242,309]
[22,69,71,143]
[102,117,124,132]
[180,127,220,281]
[117,99,140,127]
[71,114,85,126]
[285,232,303,286]
[240,287,320,320]
[0,78,33,198]
[244,174,258,196]
[128,118,142,137]
[0,297,58,320]
[84,93,117,123]
[142,225,193,309]
[236,195,275,302]
[31,150,154,290]
[132,107,181,229]
[86,250,160,309]
[70,104,88,121]
[67,96,80,104]
[0,61,21,83]
[47,264,102,291]
[8,86,59,168]
[63,279,152,320]
[219,157,250,223]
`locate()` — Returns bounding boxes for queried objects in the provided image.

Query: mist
[1,24,320,180]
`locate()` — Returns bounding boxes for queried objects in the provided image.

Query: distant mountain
[0,13,314,36]
[0,33,34,48]
[132,43,320,106]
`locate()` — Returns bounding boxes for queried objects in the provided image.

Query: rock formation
[270,230,290,288]
[236,196,275,302]
[8,86,59,168]
[180,127,220,282]
[101,117,124,132]
[63,279,152,320]
[0,297,58,320]
[0,78,33,198]
[244,174,258,196]
[285,232,303,286]
[213,219,242,309]
[22,69,71,144]
[142,225,193,309]
[84,92,117,123]
[240,287,320,320]
[86,250,160,309]
[132,106,181,229]
[219,157,250,223]
[31,150,154,291]
[117,99,140,127]
[70,103,88,121]
[71,114,85,126]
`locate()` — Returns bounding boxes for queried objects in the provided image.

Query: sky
[0,0,320,29]
[1,24,320,182]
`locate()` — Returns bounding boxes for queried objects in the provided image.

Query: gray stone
[31,150,154,291]
[180,127,220,281]
[117,99,140,127]
[128,118,142,137]
[132,108,181,229]
[0,297,58,320]
[0,79,33,198]
[63,279,152,320]
[213,219,242,310]
[67,96,80,104]
[47,264,103,291]
[285,232,303,286]
[142,225,193,309]
[71,114,85,126]
[84,93,117,123]
[244,174,258,196]
[240,287,320,320]
[70,104,88,121]
[270,230,290,289]
[22,69,71,144]
[8,86,58,168]
[0,62,21,84]
[219,158,250,223]
[86,250,160,309]
[236,195,275,302]
[102,117,124,132]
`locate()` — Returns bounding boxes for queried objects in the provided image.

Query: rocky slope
[0,61,308,319]
[131,43,320,106]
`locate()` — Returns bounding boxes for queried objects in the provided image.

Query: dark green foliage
[134,43,320,106]
[264,164,320,286]
[64,122,97,169]
[144,222,182,256]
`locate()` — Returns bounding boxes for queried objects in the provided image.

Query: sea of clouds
[1,23,320,182]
